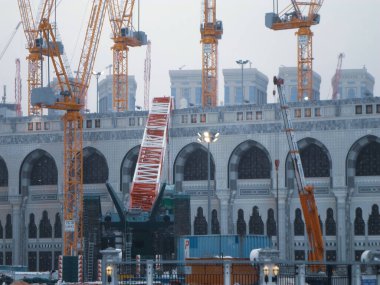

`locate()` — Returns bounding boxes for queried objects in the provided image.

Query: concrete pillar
[146,260,154,285]
[335,188,347,261]
[9,196,22,265]
[277,189,287,260]
[217,190,230,235]
[224,261,231,285]
[353,265,361,285]
[296,264,305,285]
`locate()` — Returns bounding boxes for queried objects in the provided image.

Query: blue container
[177,235,272,260]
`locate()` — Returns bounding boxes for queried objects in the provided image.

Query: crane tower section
[274,76,324,267]
[129,97,172,214]
[15,58,22,117]
[200,0,223,107]
[332,53,344,100]
[144,40,151,110]
[108,0,148,112]
[266,1,323,101]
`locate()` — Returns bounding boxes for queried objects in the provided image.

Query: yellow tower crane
[31,0,109,256]
[18,0,56,116]
[108,0,147,112]
[266,0,324,101]
[200,0,223,107]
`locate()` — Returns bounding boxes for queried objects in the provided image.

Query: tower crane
[144,40,151,110]
[266,1,324,101]
[274,76,324,269]
[108,0,148,112]
[332,53,344,100]
[18,0,56,116]
[31,0,109,256]
[0,22,22,63]
[200,0,223,107]
[15,58,22,117]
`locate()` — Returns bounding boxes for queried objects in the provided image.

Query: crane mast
[332,53,344,100]
[274,76,324,267]
[15,58,22,117]
[200,0,223,107]
[144,40,151,110]
[108,0,147,112]
[266,1,324,101]
[18,0,56,116]
[32,0,109,256]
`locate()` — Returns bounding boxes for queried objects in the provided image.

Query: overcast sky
[0,0,379,113]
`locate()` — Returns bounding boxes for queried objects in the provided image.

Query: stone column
[334,188,347,261]
[217,189,230,235]
[100,248,122,285]
[9,196,23,265]
[277,188,288,260]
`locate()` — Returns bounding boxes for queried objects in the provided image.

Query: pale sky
[0,0,379,114]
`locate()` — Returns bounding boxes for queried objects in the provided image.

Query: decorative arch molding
[120,145,140,193]
[347,135,380,188]
[285,137,332,189]
[83,147,109,184]
[0,156,8,187]
[228,140,272,191]
[173,142,215,192]
[19,149,58,196]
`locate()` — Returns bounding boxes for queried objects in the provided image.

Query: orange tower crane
[15,58,22,117]
[18,0,55,116]
[200,0,223,107]
[108,0,147,112]
[31,0,109,256]
[332,53,344,100]
[266,0,324,101]
[144,40,151,110]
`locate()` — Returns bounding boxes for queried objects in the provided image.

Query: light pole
[236,59,249,103]
[92,70,103,113]
[197,131,220,235]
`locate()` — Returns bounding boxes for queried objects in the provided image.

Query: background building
[169,69,202,109]
[332,67,375,100]
[223,68,268,105]
[278,66,321,102]
[98,75,137,113]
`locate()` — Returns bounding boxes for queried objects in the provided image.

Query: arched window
[39,211,52,238]
[193,207,207,235]
[211,209,220,234]
[184,149,214,181]
[266,208,277,236]
[5,214,12,239]
[356,142,380,176]
[83,151,109,184]
[294,208,304,236]
[354,207,365,236]
[325,208,336,236]
[300,144,329,177]
[249,206,264,234]
[237,209,246,236]
[0,158,8,186]
[54,213,62,238]
[238,147,270,179]
[368,204,380,235]
[0,220,3,238]
[28,214,37,239]
[30,155,57,185]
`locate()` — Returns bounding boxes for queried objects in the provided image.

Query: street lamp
[92,70,104,113]
[272,265,280,284]
[263,265,269,284]
[236,59,249,104]
[197,131,220,235]
[106,265,112,284]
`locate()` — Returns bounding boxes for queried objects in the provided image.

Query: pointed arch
[0,156,8,187]
[83,147,109,184]
[228,140,272,191]
[19,149,58,195]
[173,142,215,192]
[285,138,332,189]
[346,135,380,188]
[120,145,140,193]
